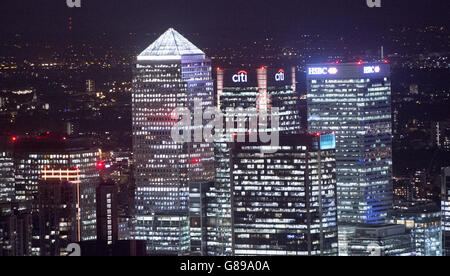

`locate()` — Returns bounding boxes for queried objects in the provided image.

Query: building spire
[137,28,205,61]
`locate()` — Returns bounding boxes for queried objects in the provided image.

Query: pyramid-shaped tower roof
[137,28,205,61]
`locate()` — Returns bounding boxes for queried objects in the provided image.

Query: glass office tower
[132,28,215,255]
[36,169,81,256]
[231,133,338,256]
[206,66,301,256]
[0,150,14,205]
[307,62,393,224]
[442,167,450,256]
[217,66,301,135]
[11,135,100,254]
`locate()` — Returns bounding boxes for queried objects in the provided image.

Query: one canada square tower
[132,28,215,255]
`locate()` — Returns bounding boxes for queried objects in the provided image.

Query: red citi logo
[232,70,248,83]
[275,69,285,81]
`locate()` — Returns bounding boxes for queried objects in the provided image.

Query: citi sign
[275,69,285,82]
[364,65,381,74]
[232,70,248,83]
[308,67,338,75]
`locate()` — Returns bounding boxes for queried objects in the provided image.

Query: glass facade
[217,67,301,135]
[206,66,302,256]
[0,136,101,256]
[307,62,393,224]
[205,141,233,256]
[36,175,80,256]
[14,149,100,246]
[388,203,442,256]
[442,167,450,256]
[231,134,338,256]
[341,224,414,256]
[0,151,14,205]
[0,209,32,256]
[132,28,215,255]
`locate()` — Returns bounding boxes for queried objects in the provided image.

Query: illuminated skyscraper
[0,149,14,205]
[231,133,338,256]
[216,66,300,135]
[12,135,101,247]
[307,62,393,224]
[442,167,450,256]
[132,28,215,255]
[207,66,301,256]
[36,168,81,256]
[0,135,101,256]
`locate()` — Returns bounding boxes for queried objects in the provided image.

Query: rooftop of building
[137,28,205,62]
[306,60,391,79]
[7,132,96,153]
[231,132,336,151]
[344,224,408,238]
[390,201,441,215]
[307,60,390,66]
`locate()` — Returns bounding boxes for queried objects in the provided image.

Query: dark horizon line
[1,22,447,42]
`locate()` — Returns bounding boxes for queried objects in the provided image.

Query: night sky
[0,0,449,39]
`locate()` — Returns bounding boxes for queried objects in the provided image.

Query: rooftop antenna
[381,46,384,60]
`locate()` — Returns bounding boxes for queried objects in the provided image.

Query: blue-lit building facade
[307,62,393,225]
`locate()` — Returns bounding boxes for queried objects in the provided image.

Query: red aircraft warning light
[11,137,17,142]
[96,161,105,169]
[356,60,363,65]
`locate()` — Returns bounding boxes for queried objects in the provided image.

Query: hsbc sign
[364,66,381,74]
[308,67,339,75]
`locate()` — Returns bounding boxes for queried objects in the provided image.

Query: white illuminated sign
[232,70,248,83]
[308,67,338,75]
[364,66,381,74]
[328,67,338,75]
[67,0,81,8]
[275,69,285,81]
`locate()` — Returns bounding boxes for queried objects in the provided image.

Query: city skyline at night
[0,0,449,264]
